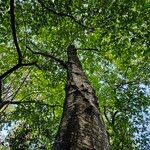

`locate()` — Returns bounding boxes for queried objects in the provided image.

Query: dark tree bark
[53,45,109,150]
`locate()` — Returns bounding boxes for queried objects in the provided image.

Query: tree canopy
[0,0,150,149]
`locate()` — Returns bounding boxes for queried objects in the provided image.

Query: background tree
[0,0,150,149]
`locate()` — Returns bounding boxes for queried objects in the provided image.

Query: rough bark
[53,45,109,150]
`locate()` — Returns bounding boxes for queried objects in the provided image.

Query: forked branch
[0,1,36,86]
[0,62,36,80]
[0,0,37,80]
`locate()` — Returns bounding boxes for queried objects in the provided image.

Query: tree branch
[77,48,98,51]
[0,80,2,103]
[0,68,32,112]
[34,52,67,68]
[21,62,37,67]
[0,61,36,80]
[3,83,12,96]
[103,106,111,124]
[111,111,118,125]
[0,1,37,80]
[115,80,141,89]
[0,101,32,110]
[27,46,67,69]
[37,0,94,30]
[10,0,22,63]
[0,64,21,80]
[11,69,32,101]
[0,100,62,110]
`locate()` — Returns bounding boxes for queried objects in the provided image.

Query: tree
[0,0,150,149]
[53,45,109,149]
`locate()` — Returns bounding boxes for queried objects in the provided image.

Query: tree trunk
[53,45,109,150]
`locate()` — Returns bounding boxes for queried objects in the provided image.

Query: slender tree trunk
[53,45,109,150]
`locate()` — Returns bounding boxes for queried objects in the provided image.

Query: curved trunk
[53,45,109,150]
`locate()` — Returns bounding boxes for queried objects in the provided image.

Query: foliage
[0,0,150,149]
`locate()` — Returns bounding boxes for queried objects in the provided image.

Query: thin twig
[115,80,140,89]
[77,48,98,51]
[3,83,12,95]
[0,80,2,102]
[111,110,118,125]
[0,100,62,107]
[103,106,111,124]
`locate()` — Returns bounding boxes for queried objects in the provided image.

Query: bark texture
[53,45,109,150]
